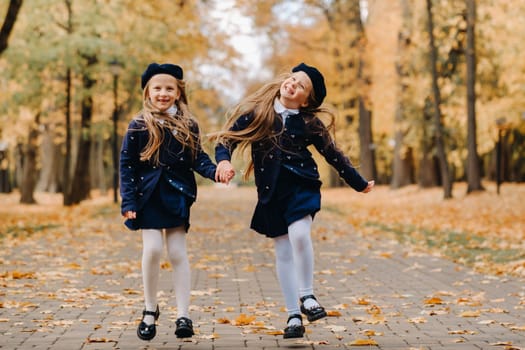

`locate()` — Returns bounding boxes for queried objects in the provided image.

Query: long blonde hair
[138,79,199,165]
[211,72,336,180]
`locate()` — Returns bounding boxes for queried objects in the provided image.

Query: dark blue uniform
[120,117,217,231]
[215,111,368,237]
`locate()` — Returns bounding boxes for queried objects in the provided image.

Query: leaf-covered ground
[1,182,523,279]
[0,183,524,349]
[322,182,525,278]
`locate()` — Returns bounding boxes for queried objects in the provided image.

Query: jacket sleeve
[214,113,253,163]
[192,122,217,181]
[119,120,143,214]
[310,119,368,192]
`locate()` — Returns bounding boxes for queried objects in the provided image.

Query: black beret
[141,63,183,89]
[292,62,326,108]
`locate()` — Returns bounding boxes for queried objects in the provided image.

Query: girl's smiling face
[147,74,180,112]
[278,71,313,109]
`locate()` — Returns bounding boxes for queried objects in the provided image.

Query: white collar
[274,98,299,118]
[166,105,178,117]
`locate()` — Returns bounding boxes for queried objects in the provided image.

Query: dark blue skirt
[250,167,321,238]
[125,180,190,232]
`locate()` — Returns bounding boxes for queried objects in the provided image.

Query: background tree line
[0,0,523,205]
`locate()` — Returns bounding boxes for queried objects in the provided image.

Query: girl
[120,63,224,340]
[213,63,374,338]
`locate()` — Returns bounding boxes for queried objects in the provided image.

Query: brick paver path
[1,186,524,349]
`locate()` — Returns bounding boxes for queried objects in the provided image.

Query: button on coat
[120,118,216,216]
[215,112,368,204]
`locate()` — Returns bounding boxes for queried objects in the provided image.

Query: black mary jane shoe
[283,314,305,339]
[175,317,194,338]
[300,295,327,322]
[137,305,160,341]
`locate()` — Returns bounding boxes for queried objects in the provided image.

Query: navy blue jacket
[120,117,216,215]
[215,112,368,204]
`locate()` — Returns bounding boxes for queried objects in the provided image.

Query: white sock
[287,316,302,327]
[288,216,316,302]
[302,297,320,310]
[273,235,300,316]
[166,227,191,319]
[142,229,164,325]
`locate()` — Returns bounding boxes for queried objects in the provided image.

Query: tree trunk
[356,2,376,182]
[63,67,73,204]
[0,141,11,193]
[62,1,73,205]
[36,124,61,192]
[426,0,453,199]
[0,0,23,55]
[66,55,97,205]
[358,98,376,180]
[391,0,415,188]
[19,113,40,204]
[465,0,484,193]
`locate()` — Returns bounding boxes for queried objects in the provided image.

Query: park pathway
[1,186,524,350]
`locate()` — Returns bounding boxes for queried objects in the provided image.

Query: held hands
[215,160,236,184]
[362,180,375,193]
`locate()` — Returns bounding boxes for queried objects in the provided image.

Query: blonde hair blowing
[211,73,336,180]
[139,79,198,165]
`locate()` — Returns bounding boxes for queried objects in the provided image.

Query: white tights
[141,227,190,324]
[273,215,319,324]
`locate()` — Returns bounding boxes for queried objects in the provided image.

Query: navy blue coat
[215,112,368,204]
[120,117,217,216]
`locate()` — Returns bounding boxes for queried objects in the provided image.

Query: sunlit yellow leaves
[232,313,256,326]
[424,297,444,305]
[355,298,371,306]
[327,310,342,317]
[349,338,378,346]
[407,317,427,324]
[360,329,383,336]
[366,305,382,315]
[459,310,481,318]
[325,183,525,278]
[1,271,36,279]
[243,264,257,272]
[448,329,476,335]
[122,288,140,295]
[85,337,117,344]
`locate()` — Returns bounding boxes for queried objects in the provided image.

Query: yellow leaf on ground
[407,317,427,324]
[424,297,443,305]
[349,338,378,346]
[460,310,481,317]
[327,310,342,317]
[233,313,256,326]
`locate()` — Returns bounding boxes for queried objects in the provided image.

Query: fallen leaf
[232,313,256,326]
[424,297,444,305]
[460,310,481,317]
[349,338,378,346]
[327,310,342,317]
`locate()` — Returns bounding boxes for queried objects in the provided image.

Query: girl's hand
[216,160,235,184]
[123,211,136,219]
[362,180,375,193]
